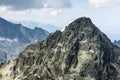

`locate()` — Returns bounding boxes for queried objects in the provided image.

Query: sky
[0,0,120,41]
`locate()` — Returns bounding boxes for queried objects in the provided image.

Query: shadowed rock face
[0,17,120,80]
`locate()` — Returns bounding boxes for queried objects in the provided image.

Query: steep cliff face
[0,17,120,80]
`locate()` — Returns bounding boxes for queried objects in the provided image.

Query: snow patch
[0,37,18,42]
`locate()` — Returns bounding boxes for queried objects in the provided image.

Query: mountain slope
[114,40,120,47]
[0,50,7,63]
[0,17,49,43]
[0,17,49,63]
[0,17,120,80]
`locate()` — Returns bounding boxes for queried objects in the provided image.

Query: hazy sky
[0,0,120,41]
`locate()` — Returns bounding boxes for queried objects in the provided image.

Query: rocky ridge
[0,17,120,80]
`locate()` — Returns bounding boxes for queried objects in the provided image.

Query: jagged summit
[0,17,120,80]
[74,17,92,24]
[70,17,93,27]
[64,17,97,33]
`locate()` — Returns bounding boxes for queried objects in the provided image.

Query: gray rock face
[0,17,120,80]
[0,17,49,63]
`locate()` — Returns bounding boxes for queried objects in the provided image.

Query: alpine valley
[0,17,120,80]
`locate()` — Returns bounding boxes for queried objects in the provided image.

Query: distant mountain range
[0,17,49,63]
[12,20,61,33]
[114,40,120,47]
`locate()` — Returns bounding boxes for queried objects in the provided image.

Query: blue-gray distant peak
[0,17,49,43]
[0,17,49,63]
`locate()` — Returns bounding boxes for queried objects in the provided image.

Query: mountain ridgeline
[114,40,120,48]
[0,17,49,63]
[0,17,120,80]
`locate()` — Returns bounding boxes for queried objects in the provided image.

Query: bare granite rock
[0,17,120,80]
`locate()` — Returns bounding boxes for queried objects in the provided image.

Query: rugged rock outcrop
[0,17,120,80]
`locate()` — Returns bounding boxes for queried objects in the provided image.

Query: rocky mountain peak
[74,17,92,25]
[63,17,99,41]
[65,17,94,31]
[0,17,120,80]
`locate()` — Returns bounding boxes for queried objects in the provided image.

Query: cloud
[0,6,7,12]
[89,0,120,7]
[26,8,63,16]
[0,0,44,10]
[89,0,110,7]
[0,0,72,10]
[49,9,62,15]
[45,0,72,8]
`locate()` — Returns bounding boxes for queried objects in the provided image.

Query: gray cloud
[0,0,72,10]
[45,0,72,8]
[0,0,44,10]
